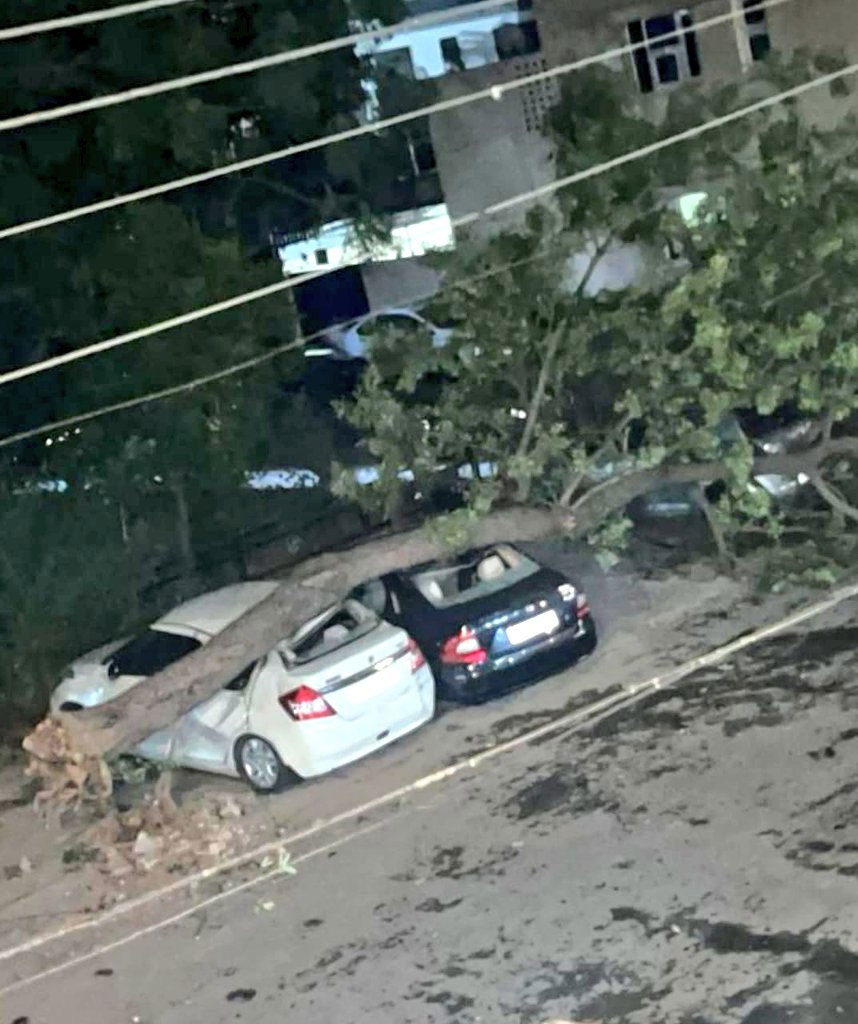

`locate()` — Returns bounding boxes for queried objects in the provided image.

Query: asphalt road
[6,600,858,1024]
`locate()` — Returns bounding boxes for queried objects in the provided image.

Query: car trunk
[290,619,413,722]
[431,567,578,662]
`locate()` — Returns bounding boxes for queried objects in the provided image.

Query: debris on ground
[23,718,113,817]
[85,782,249,880]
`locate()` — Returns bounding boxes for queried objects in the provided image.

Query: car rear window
[110,629,201,677]
[409,546,540,608]
[289,602,377,665]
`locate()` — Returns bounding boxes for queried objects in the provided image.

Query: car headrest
[477,554,507,582]
[322,624,350,644]
[419,579,445,604]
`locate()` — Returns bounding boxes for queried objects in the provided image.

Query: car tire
[234,735,296,794]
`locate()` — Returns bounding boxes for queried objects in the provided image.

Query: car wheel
[234,735,294,794]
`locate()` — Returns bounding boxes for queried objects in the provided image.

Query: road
[5,593,858,1023]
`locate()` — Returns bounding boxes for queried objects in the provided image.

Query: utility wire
[1,56,854,407]
[0,266,336,386]
[0,249,557,451]
[0,0,541,133]
[0,0,796,240]
[0,0,196,42]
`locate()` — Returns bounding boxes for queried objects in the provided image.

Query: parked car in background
[305,308,452,361]
[351,543,596,703]
[51,582,435,792]
[595,412,815,520]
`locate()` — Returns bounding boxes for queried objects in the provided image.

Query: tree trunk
[32,437,858,765]
[169,477,195,579]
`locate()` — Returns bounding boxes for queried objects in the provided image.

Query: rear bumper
[437,616,597,703]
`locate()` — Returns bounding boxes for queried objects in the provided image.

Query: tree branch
[693,484,732,566]
[811,472,858,524]
[515,321,565,462]
[573,233,614,298]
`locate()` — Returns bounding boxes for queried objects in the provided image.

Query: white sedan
[51,582,435,792]
[306,308,452,360]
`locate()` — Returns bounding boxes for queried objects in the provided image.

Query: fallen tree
[22,62,858,791]
[24,435,858,780]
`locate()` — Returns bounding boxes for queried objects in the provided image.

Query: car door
[168,661,257,773]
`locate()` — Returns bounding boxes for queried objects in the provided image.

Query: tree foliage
[341,61,858,566]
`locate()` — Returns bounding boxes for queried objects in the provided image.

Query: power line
[0,0,796,240]
[1,56,854,408]
[0,0,196,42]
[0,0,523,133]
[0,249,557,450]
[0,266,335,386]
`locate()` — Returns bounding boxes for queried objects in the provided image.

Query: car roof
[154,581,279,637]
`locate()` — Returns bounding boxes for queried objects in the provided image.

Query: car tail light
[279,685,335,721]
[440,626,487,666]
[576,592,590,619]
[407,637,426,672]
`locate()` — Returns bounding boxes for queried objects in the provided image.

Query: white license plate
[506,609,560,646]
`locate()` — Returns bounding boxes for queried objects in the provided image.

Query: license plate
[506,609,560,646]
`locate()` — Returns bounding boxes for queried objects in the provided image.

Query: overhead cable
[0,0,540,133]
[0,0,196,42]
[0,0,796,240]
[1,55,853,396]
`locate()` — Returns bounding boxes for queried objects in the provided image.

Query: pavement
[4,566,858,1023]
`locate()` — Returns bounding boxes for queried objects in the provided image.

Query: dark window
[440,36,464,71]
[680,10,701,76]
[628,18,653,93]
[494,20,541,60]
[628,10,701,92]
[645,13,678,47]
[375,47,416,80]
[315,249,329,265]
[743,0,766,24]
[109,629,201,678]
[743,0,771,61]
[749,32,771,60]
[655,53,680,82]
[224,662,256,692]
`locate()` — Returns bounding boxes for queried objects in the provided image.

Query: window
[224,662,256,692]
[440,36,465,72]
[493,20,541,60]
[409,545,540,609]
[288,602,376,665]
[407,131,437,175]
[374,47,416,80]
[108,629,201,678]
[627,10,701,93]
[743,0,771,61]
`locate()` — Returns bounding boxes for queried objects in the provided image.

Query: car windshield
[288,601,376,665]
[109,629,201,677]
[408,545,540,609]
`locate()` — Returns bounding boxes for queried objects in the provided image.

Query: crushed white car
[51,582,435,792]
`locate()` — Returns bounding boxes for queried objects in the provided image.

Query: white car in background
[51,582,435,792]
[306,308,452,360]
